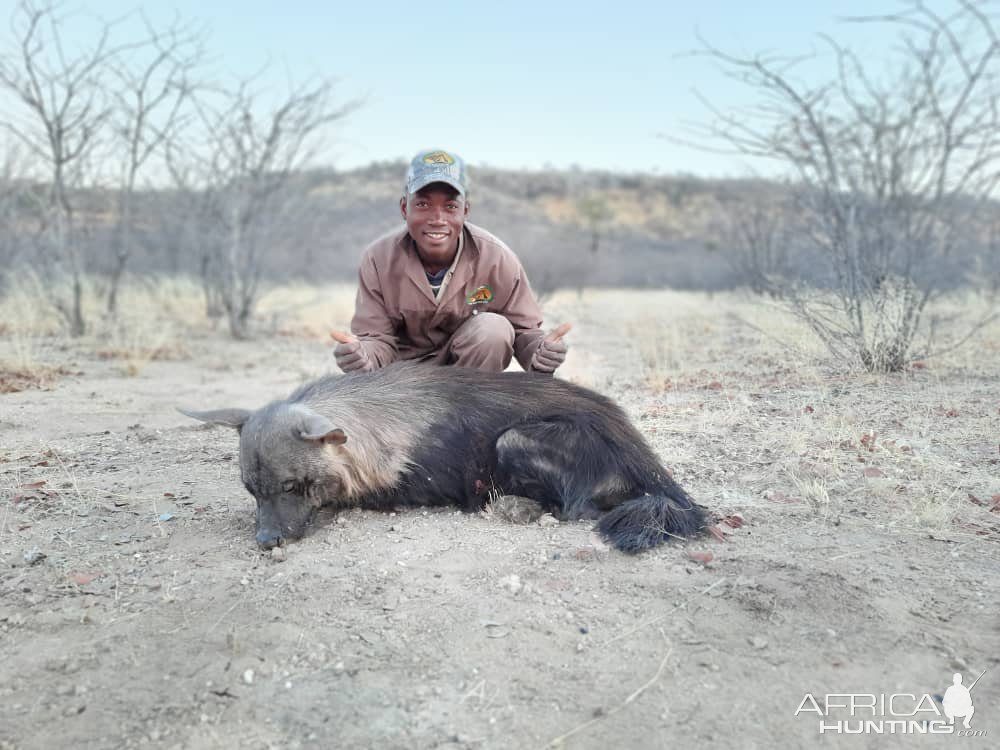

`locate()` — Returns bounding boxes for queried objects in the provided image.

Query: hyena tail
[596,481,706,554]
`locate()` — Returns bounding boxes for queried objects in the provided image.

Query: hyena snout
[255,497,316,549]
[255,526,283,549]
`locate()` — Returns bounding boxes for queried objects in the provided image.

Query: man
[331,148,570,374]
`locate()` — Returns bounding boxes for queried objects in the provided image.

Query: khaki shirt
[350,223,546,370]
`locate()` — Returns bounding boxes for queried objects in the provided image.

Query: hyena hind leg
[493,419,633,521]
[495,418,706,553]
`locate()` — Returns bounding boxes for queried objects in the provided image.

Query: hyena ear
[304,428,347,446]
[298,414,348,446]
[178,407,251,430]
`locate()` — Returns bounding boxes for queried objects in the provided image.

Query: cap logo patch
[466,285,493,305]
[423,150,455,165]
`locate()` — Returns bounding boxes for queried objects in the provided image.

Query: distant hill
[4,162,992,293]
[289,162,760,292]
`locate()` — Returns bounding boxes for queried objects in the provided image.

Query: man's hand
[530,322,572,373]
[330,329,374,373]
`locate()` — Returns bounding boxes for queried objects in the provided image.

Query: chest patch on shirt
[466,285,493,305]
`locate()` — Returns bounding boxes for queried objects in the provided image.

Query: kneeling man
[332,148,569,374]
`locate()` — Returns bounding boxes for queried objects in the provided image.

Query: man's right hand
[330,330,374,373]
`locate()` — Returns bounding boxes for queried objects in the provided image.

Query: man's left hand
[531,322,572,372]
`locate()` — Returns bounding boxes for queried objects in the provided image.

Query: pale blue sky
[4,0,899,176]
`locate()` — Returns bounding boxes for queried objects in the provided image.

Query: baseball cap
[405,149,468,197]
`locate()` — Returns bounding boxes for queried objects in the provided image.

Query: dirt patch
[1,291,998,749]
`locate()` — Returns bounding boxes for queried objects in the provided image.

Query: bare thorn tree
[175,71,356,338]
[103,10,206,316]
[696,0,1000,372]
[0,0,139,335]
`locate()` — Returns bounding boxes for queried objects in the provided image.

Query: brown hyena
[181,362,705,553]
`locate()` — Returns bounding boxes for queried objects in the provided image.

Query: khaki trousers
[431,312,514,371]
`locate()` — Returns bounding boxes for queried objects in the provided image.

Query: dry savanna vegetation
[1,278,997,749]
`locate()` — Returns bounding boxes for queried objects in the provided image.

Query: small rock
[243,669,254,685]
[484,623,509,639]
[270,547,287,563]
[537,514,559,528]
[500,574,522,595]
[750,636,768,650]
[23,550,46,566]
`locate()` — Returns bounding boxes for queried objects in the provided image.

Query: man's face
[400,183,470,270]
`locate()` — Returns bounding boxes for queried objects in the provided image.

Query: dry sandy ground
[1,289,998,750]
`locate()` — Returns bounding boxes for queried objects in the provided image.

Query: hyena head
[181,403,349,549]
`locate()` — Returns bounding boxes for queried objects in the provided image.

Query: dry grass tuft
[92,317,190,377]
[0,364,77,394]
[256,282,357,339]
[0,446,93,524]
[0,274,69,390]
